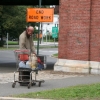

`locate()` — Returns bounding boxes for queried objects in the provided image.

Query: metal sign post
[37,22,40,55]
[7,33,9,49]
[26,1,54,55]
[54,38,56,47]
[37,0,41,55]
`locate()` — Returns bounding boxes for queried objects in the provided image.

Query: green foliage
[5,41,18,45]
[14,83,100,100]
[0,41,4,47]
[0,5,51,47]
[0,6,34,40]
[52,53,58,57]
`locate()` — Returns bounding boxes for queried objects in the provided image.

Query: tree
[0,5,34,46]
[54,5,59,14]
[0,5,51,46]
[0,6,18,46]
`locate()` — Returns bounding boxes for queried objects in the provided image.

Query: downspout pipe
[89,0,92,74]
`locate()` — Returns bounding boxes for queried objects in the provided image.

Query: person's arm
[30,36,36,54]
[19,34,26,49]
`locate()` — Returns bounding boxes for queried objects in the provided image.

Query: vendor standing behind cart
[18,26,37,68]
[19,26,36,54]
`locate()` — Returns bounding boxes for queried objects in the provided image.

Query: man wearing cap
[19,26,36,54]
[19,26,36,69]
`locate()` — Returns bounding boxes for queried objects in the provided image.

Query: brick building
[54,0,100,74]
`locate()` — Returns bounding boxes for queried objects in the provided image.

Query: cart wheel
[32,82,36,86]
[28,83,31,89]
[38,82,41,87]
[12,82,16,88]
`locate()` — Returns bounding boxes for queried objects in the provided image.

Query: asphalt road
[0,48,58,73]
[0,75,100,96]
[1,48,100,97]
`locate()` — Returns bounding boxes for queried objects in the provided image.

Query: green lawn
[13,83,100,100]
[4,40,56,45]
[5,41,18,45]
[52,53,58,58]
[0,46,58,50]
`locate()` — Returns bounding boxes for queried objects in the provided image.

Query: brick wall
[59,0,95,61]
[90,0,100,61]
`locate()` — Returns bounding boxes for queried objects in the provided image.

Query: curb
[0,97,52,100]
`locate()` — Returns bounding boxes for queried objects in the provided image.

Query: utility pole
[7,33,9,49]
[37,0,42,55]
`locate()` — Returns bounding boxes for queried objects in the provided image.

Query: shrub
[0,41,5,47]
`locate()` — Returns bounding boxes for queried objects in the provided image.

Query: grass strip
[13,83,100,100]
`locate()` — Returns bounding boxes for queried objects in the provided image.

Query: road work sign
[27,8,54,22]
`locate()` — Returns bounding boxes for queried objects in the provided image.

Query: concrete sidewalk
[0,74,100,100]
[0,97,51,100]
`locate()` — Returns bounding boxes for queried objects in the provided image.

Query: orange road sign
[27,8,54,22]
[36,33,42,38]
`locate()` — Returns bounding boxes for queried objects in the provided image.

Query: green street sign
[52,27,58,38]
